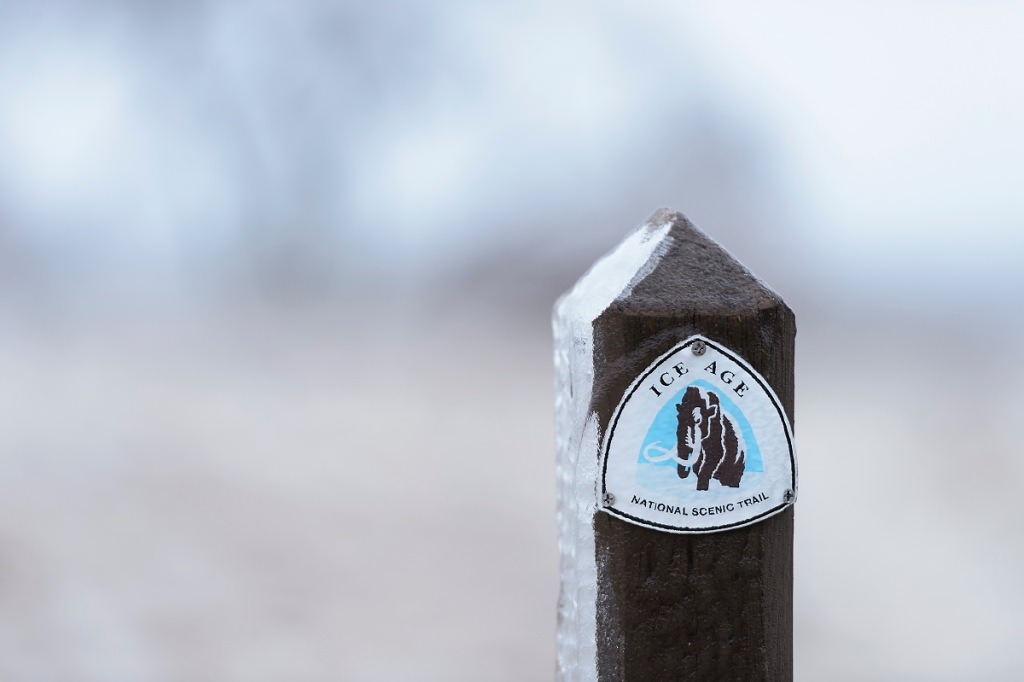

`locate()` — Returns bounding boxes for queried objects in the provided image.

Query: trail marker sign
[554,209,797,681]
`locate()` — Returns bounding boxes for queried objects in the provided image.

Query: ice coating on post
[553,209,795,681]
[554,217,673,682]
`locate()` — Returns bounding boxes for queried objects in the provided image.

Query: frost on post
[553,215,674,682]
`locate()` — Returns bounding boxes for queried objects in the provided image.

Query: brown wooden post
[554,209,796,681]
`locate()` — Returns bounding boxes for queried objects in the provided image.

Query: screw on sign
[553,210,797,682]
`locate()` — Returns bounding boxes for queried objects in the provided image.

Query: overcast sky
[0,1,1019,311]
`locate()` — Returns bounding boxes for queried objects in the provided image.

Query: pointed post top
[558,209,786,329]
[613,208,784,316]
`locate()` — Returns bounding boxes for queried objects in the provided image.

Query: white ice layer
[553,217,672,682]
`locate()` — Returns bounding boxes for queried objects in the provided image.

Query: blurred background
[0,1,1021,680]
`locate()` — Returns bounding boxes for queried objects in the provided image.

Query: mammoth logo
[677,385,745,490]
[643,385,746,491]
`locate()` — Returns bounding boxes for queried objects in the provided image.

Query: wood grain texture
[591,210,795,681]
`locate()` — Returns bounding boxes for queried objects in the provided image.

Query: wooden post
[554,209,796,681]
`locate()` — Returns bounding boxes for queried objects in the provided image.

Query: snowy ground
[0,302,1020,680]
